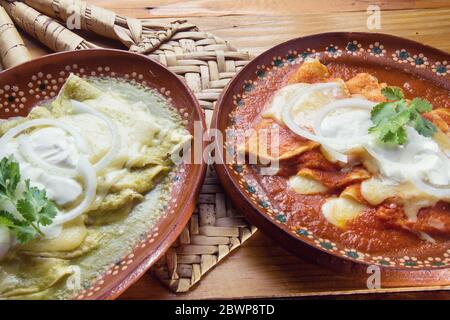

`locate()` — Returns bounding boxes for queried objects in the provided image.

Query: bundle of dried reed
[0,6,31,68]
[23,0,195,53]
[1,0,97,52]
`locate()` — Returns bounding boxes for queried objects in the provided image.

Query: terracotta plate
[213,32,450,286]
[0,49,207,299]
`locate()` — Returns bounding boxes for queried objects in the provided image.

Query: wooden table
[22,0,450,300]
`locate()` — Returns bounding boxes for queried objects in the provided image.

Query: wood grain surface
[17,0,450,299]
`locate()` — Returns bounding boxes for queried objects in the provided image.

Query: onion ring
[71,100,121,172]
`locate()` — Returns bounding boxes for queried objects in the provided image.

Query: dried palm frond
[0,6,31,68]
[1,0,97,52]
[24,0,195,53]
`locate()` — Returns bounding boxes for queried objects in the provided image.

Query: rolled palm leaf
[23,0,195,53]
[0,6,31,68]
[1,0,97,52]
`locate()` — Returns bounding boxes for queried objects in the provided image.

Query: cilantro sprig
[0,156,20,200]
[0,156,57,244]
[368,87,437,145]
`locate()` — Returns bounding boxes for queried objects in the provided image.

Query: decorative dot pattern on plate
[224,38,450,269]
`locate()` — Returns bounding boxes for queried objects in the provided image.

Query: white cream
[319,109,372,149]
[0,128,83,207]
[362,128,450,222]
[365,127,450,185]
[28,127,79,169]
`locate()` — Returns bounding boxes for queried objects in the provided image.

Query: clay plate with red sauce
[0,49,207,299]
[213,33,450,286]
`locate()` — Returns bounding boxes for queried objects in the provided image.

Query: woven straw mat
[149,30,256,293]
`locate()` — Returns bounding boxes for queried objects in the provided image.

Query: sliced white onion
[0,118,89,153]
[0,226,10,261]
[417,231,436,244]
[52,156,97,225]
[71,100,121,172]
[320,146,349,163]
[40,223,64,240]
[0,119,90,178]
[411,171,450,198]
[367,143,450,198]
[282,96,348,162]
[281,83,343,140]
[282,85,374,163]
[91,169,127,210]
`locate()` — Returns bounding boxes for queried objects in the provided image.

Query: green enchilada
[0,75,191,299]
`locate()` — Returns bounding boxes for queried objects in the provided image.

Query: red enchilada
[227,58,450,258]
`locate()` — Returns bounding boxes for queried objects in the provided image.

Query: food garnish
[369,87,437,145]
[0,156,57,244]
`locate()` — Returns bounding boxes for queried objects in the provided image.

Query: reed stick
[23,0,195,53]
[0,6,31,68]
[1,0,97,52]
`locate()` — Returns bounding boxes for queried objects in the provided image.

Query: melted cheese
[288,175,327,194]
[321,197,367,229]
[19,217,87,252]
[360,177,439,222]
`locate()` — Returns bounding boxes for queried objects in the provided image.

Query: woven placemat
[147,30,255,293]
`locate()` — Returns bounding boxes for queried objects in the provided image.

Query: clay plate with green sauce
[0,49,206,299]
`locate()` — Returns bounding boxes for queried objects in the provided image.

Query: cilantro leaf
[0,158,58,244]
[411,113,437,137]
[17,180,57,228]
[410,97,433,113]
[394,126,407,145]
[369,87,437,145]
[394,100,408,113]
[11,222,36,244]
[0,156,20,199]
[369,109,410,145]
[0,211,17,228]
[381,86,404,100]
[370,102,397,125]
[0,211,35,243]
